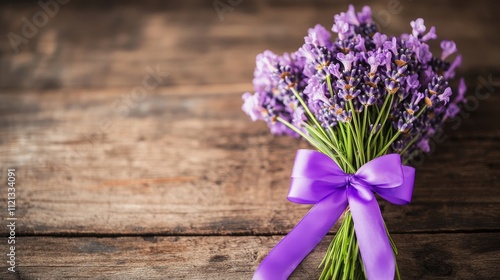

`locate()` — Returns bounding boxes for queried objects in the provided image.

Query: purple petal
[445,103,460,119]
[417,138,431,153]
[345,5,360,26]
[328,63,342,79]
[337,52,356,71]
[440,40,457,60]
[421,26,437,42]
[383,37,398,55]
[305,24,332,47]
[415,43,432,64]
[372,32,387,49]
[357,6,372,24]
[410,18,426,37]
[444,55,462,79]
[438,87,452,104]
[242,92,264,121]
[454,77,467,103]
[332,20,350,40]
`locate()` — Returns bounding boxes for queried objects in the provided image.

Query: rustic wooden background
[1,0,499,279]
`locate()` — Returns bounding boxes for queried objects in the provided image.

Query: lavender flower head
[242,5,466,159]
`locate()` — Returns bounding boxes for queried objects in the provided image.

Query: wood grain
[0,0,499,278]
[0,234,497,279]
[0,0,499,89]
[0,87,498,236]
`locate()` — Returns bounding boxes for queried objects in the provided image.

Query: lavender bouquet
[242,5,466,280]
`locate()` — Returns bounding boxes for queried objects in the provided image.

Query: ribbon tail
[348,187,395,280]
[253,191,347,280]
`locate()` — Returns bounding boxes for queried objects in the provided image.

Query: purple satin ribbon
[253,149,415,280]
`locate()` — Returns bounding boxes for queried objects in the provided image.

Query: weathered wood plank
[0,1,497,278]
[0,234,497,279]
[0,0,499,89]
[0,88,498,235]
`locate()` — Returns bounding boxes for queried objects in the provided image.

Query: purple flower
[454,78,467,103]
[332,20,350,40]
[421,26,437,41]
[292,106,307,127]
[383,37,398,55]
[354,34,366,52]
[412,92,425,105]
[356,6,372,24]
[337,52,357,71]
[438,87,452,104]
[305,24,332,47]
[417,138,431,153]
[415,43,432,64]
[339,88,361,101]
[382,51,393,71]
[337,109,352,123]
[405,34,421,49]
[406,74,420,91]
[396,119,413,132]
[440,40,457,60]
[242,4,465,152]
[385,79,400,95]
[331,4,375,40]
[344,5,361,26]
[421,68,435,85]
[328,63,342,79]
[404,103,420,116]
[253,50,279,92]
[410,18,436,42]
[367,54,381,74]
[444,54,462,79]
[242,92,264,121]
[269,121,292,136]
[304,76,330,105]
[445,103,460,119]
[392,140,405,153]
[372,32,387,48]
[410,18,426,37]
[359,94,377,106]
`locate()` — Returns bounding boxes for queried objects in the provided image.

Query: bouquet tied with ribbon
[242,5,466,280]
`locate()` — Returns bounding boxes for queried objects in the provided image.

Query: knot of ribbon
[253,149,415,280]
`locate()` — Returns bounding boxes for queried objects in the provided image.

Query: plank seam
[8,228,500,238]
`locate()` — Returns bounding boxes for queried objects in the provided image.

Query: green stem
[306,124,355,172]
[291,88,330,140]
[277,117,335,159]
[375,131,401,158]
[348,101,365,166]
[283,79,408,280]
[276,117,312,144]
[367,93,392,160]
[375,104,429,158]
[305,124,340,161]
[362,107,368,141]
[337,122,355,173]
[346,124,354,169]
[320,211,400,280]
[403,149,420,165]
[400,132,421,155]
[327,126,341,154]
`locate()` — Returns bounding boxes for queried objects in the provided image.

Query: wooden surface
[1,0,499,279]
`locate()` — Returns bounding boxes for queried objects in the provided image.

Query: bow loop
[288,149,348,204]
[374,165,415,205]
[355,154,404,188]
[254,150,415,280]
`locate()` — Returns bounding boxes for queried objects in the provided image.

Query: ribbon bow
[253,149,415,280]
